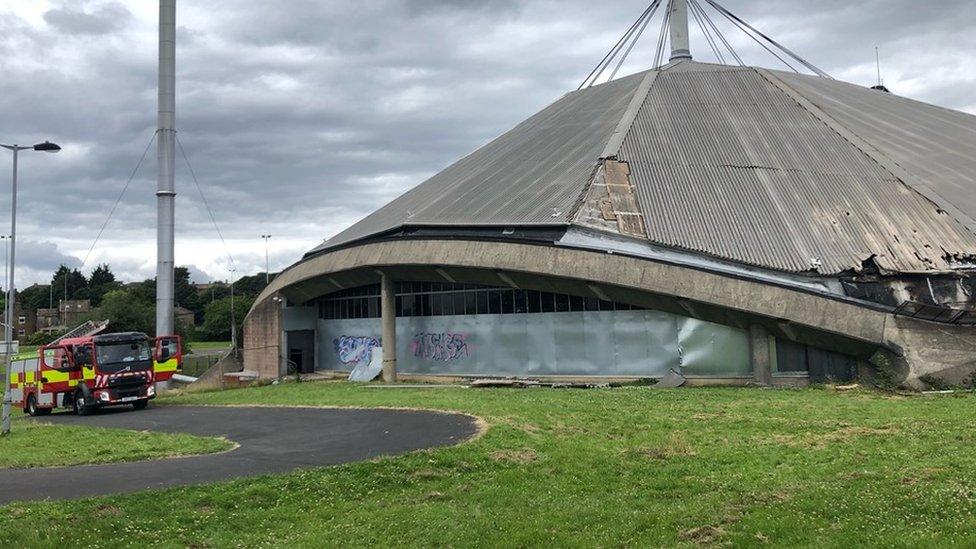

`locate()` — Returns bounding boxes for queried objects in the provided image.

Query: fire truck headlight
[97,391,111,402]
[147,385,156,397]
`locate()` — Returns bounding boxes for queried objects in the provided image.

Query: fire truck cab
[7,332,182,416]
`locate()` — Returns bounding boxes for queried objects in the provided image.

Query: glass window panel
[488,290,502,314]
[394,296,401,317]
[598,300,613,311]
[541,292,555,313]
[465,291,477,315]
[554,293,569,312]
[527,290,542,313]
[477,291,488,315]
[453,292,465,316]
[501,290,514,314]
[583,297,600,311]
[569,295,584,312]
[514,290,527,314]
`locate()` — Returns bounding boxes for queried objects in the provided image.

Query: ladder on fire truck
[51,319,110,345]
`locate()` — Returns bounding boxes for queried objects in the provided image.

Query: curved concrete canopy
[254,238,889,350]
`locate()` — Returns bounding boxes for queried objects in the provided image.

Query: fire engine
[7,331,182,416]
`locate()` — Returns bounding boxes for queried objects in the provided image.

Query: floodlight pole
[156,0,176,340]
[669,0,692,61]
[155,0,177,391]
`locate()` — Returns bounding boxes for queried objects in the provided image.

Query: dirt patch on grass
[489,448,538,464]
[630,433,697,460]
[411,468,451,480]
[94,504,123,518]
[679,525,726,544]
[763,425,899,450]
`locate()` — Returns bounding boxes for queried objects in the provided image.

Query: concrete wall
[243,295,282,379]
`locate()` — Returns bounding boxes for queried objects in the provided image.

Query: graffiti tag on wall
[334,336,379,365]
[410,332,470,362]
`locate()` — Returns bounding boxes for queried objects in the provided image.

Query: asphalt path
[0,405,479,505]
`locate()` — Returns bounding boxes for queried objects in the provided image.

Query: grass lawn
[0,418,233,469]
[186,341,232,353]
[3,383,976,547]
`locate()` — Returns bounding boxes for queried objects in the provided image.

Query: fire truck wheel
[73,390,93,416]
[132,399,149,411]
[25,395,39,416]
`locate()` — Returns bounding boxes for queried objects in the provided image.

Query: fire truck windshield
[96,341,152,373]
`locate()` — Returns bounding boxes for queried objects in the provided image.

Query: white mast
[669,0,692,61]
[156,0,176,338]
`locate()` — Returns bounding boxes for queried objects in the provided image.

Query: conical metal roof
[310,60,976,275]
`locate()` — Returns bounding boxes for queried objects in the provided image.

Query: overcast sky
[0,0,973,286]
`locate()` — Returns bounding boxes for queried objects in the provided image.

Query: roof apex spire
[669,0,693,61]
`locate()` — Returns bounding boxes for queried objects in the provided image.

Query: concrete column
[749,324,773,386]
[381,272,397,383]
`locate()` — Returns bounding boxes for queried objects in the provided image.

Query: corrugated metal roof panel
[308,70,648,254]
[617,66,976,274]
[773,70,976,229]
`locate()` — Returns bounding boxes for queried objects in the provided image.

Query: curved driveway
[0,405,480,505]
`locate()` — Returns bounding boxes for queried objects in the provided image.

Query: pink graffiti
[410,332,470,362]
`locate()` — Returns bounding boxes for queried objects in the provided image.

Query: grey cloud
[42,3,132,36]
[0,0,974,285]
[14,239,82,279]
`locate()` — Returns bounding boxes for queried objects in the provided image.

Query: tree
[95,289,155,334]
[232,273,276,298]
[17,284,52,312]
[201,295,254,341]
[51,265,87,302]
[88,264,120,306]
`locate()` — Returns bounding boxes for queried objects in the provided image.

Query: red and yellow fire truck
[7,332,182,416]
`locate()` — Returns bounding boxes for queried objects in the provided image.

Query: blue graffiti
[334,336,379,365]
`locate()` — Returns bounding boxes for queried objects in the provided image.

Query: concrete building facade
[244,56,976,389]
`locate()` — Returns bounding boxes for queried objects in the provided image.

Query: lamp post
[1,141,60,436]
[260,234,271,284]
[229,268,237,356]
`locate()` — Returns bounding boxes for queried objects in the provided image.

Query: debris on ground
[348,347,383,382]
[469,378,616,389]
[653,369,686,388]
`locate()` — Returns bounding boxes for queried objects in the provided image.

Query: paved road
[0,405,479,505]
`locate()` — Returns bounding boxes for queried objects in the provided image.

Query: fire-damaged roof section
[308,60,976,275]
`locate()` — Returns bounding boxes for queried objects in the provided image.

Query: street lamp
[260,234,272,284]
[228,267,237,356]
[1,141,60,436]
